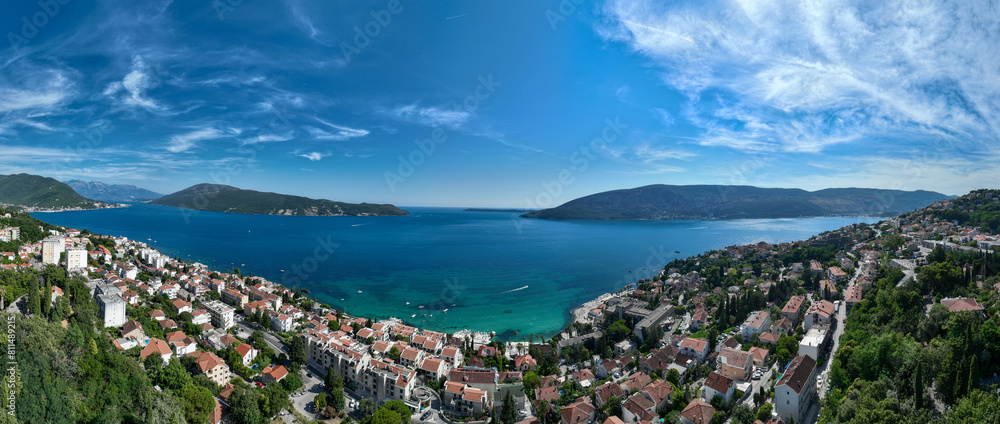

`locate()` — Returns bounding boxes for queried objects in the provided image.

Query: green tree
[755,403,773,421]
[359,398,377,418]
[326,368,346,411]
[315,392,328,411]
[249,330,267,351]
[159,357,193,391]
[261,383,288,418]
[179,383,215,424]
[946,389,1000,424]
[603,396,622,419]
[388,345,401,361]
[666,368,680,387]
[288,336,306,366]
[27,276,40,316]
[231,387,262,424]
[523,371,540,391]
[371,408,403,424]
[501,390,517,424]
[42,280,51,317]
[732,404,754,424]
[382,400,412,424]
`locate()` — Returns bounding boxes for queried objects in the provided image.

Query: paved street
[742,364,775,408]
[289,369,325,420]
[235,316,288,356]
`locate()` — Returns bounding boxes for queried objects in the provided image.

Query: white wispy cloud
[242,133,294,145]
[103,55,164,111]
[298,151,326,161]
[309,118,369,141]
[602,0,1000,153]
[166,128,231,153]
[389,104,470,129]
[0,71,71,113]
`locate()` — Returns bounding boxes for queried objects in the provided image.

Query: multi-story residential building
[776,355,816,423]
[716,348,753,381]
[740,310,772,340]
[804,300,835,331]
[97,293,127,327]
[41,236,65,265]
[362,359,416,404]
[702,371,734,403]
[222,289,248,308]
[203,300,236,330]
[781,295,806,323]
[679,338,710,363]
[66,248,88,271]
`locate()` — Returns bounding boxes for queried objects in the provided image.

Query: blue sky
[1,0,998,207]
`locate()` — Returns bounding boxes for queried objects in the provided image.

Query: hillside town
[2,190,1000,424]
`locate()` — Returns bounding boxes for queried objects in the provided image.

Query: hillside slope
[523,185,950,220]
[150,183,409,216]
[65,180,163,202]
[0,174,110,210]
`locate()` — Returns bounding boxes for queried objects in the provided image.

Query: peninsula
[150,183,409,216]
[523,184,951,220]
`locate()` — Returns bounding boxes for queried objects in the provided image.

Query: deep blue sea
[34,203,879,339]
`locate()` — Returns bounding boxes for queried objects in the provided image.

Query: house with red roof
[189,351,232,386]
[702,371,734,403]
[679,338,710,363]
[140,338,172,364]
[680,399,716,424]
[235,343,258,366]
[261,364,288,385]
[775,355,816,423]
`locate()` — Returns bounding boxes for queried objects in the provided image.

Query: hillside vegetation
[0,174,109,210]
[523,185,950,220]
[150,183,408,216]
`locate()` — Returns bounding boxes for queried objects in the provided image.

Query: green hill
[0,173,110,210]
[522,185,951,220]
[150,183,409,216]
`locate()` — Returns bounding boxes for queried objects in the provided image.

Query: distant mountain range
[522,185,952,220]
[0,174,111,210]
[65,179,164,202]
[150,183,409,216]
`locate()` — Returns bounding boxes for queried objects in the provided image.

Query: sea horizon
[34,203,882,339]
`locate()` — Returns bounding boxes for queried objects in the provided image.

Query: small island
[150,183,409,216]
[463,208,535,213]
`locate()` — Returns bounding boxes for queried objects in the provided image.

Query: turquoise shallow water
[35,203,879,339]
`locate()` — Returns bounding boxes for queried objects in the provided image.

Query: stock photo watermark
[282,236,340,287]
[384,74,501,192]
[523,117,626,211]
[6,0,71,51]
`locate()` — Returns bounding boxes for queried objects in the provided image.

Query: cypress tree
[28,276,41,316]
[914,364,924,410]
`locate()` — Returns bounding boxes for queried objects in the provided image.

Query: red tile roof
[680,399,715,424]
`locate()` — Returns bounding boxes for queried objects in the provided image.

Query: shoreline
[570,292,618,324]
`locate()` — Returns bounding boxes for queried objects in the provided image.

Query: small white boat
[411,314,416,318]
[429,314,433,317]
[405,302,410,305]
[357,290,363,294]
[443,309,448,312]
[418,305,425,309]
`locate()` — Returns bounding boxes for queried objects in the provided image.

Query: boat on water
[357,290,363,294]
[405,302,410,305]
[280,270,285,273]
[443,309,448,312]
[411,314,416,318]
[418,305,425,309]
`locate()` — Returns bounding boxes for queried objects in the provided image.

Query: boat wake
[501,285,529,294]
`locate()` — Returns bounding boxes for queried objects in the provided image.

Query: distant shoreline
[7,203,128,213]
[463,208,535,213]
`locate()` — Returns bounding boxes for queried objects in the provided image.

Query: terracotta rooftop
[776,355,816,395]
